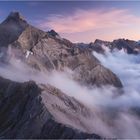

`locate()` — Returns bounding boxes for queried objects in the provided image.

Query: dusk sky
[0,1,140,43]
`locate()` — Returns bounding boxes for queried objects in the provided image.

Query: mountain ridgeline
[76,39,140,54]
[0,12,131,139]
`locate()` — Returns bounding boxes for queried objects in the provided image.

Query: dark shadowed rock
[47,29,59,37]
[112,39,135,54]
[89,39,111,54]
[39,119,100,139]
[0,12,28,47]
[0,76,101,139]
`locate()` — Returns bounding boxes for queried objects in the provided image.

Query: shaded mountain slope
[0,76,100,139]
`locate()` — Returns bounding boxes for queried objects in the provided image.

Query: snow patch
[25,50,33,58]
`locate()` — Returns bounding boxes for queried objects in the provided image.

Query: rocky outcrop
[111,39,136,54]
[88,39,111,54]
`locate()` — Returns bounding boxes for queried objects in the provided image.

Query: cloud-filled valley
[0,48,140,138]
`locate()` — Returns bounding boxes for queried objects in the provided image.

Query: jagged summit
[0,11,29,47]
[48,29,59,37]
[94,39,111,44]
[3,11,26,23]
[7,11,24,20]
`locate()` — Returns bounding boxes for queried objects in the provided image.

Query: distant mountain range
[0,12,139,139]
[76,39,140,54]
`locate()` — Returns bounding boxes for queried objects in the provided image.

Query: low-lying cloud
[0,48,140,138]
[93,50,140,92]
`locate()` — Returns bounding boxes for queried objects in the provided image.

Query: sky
[0,1,140,43]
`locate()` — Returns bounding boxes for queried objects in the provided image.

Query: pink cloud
[38,8,140,34]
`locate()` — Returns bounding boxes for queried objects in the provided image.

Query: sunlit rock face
[0,12,122,88]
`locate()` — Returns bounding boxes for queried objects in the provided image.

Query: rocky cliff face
[0,12,122,88]
[0,12,124,139]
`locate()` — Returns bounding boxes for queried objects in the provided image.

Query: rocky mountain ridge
[0,76,101,139]
[0,12,126,139]
[76,38,140,54]
[0,11,122,88]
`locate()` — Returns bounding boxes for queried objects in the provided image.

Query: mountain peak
[47,30,59,37]
[0,11,28,46]
[3,11,27,24]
